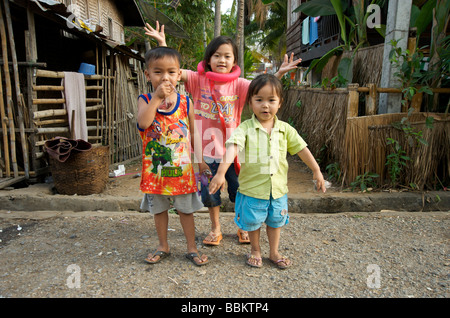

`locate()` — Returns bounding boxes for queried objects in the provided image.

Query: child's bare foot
[246,253,262,268]
[269,256,292,269]
[202,231,223,246]
[237,229,250,244]
[185,252,209,266]
[145,249,170,264]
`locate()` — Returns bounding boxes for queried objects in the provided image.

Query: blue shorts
[235,192,289,231]
[200,157,239,207]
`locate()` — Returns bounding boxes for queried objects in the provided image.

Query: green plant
[326,162,342,182]
[321,77,329,89]
[385,138,411,186]
[350,171,379,192]
[389,39,434,109]
[331,73,349,88]
[391,108,433,148]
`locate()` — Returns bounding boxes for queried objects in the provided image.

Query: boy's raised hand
[144,21,167,46]
[154,81,175,100]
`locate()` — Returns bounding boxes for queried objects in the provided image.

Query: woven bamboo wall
[279,87,349,165]
[281,86,449,190]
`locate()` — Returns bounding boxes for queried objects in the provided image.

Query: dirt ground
[1,156,448,300]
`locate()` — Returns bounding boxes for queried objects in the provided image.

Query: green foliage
[244,0,288,65]
[243,50,259,78]
[392,108,431,148]
[387,109,433,188]
[320,73,348,89]
[350,171,379,192]
[326,162,342,183]
[385,138,411,186]
[389,39,433,108]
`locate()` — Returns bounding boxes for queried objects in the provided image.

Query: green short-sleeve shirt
[226,114,307,200]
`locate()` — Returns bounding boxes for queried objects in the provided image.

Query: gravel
[0,210,448,299]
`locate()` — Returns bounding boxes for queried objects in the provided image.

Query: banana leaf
[304,45,344,77]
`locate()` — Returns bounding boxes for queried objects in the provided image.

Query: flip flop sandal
[202,232,223,246]
[185,252,209,266]
[237,230,250,244]
[144,250,170,264]
[270,257,292,270]
[246,254,262,268]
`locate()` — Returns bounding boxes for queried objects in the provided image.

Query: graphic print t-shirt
[184,70,250,159]
[137,93,198,195]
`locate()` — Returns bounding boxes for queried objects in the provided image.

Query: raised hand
[276,52,302,78]
[144,21,167,46]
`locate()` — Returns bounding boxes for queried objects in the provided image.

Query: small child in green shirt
[209,74,327,269]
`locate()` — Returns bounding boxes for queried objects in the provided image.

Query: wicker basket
[50,146,109,195]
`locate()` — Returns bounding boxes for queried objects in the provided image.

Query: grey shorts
[140,192,204,215]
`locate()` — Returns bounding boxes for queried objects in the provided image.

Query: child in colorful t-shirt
[137,46,209,266]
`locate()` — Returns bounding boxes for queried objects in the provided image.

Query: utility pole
[379,0,412,114]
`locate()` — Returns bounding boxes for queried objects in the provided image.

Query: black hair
[245,74,284,106]
[203,36,238,72]
[144,46,181,68]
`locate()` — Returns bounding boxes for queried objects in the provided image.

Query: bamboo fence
[0,0,146,188]
[0,0,27,187]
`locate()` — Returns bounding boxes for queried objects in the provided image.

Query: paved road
[0,209,448,304]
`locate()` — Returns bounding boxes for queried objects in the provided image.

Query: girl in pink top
[145,22,302,246]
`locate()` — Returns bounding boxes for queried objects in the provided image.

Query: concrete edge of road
[0,188,448,214]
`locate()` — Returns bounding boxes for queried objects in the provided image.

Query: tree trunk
[236,0,245,77]
[214,0,221,38]
[203,20,207,49]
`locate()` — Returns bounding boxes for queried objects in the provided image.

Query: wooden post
[347,83,359,117]
[0,65,9,177]
[26,3,39,176]
[366,83,378,115]
[4,0,29,178]
[0,1,17,177]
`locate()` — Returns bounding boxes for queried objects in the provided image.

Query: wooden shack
[0,0,147,188]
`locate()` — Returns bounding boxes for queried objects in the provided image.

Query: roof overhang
[19,0,144,60]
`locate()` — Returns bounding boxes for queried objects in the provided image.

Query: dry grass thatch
[280,88,348,165]
[368,115,449,190]
[345,113,449,190]
[321,44,384,86]
[281,86,449,190]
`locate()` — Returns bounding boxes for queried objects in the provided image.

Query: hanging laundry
[302,17,309,45]
[309,16,319,45]
[62,72,88,141]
